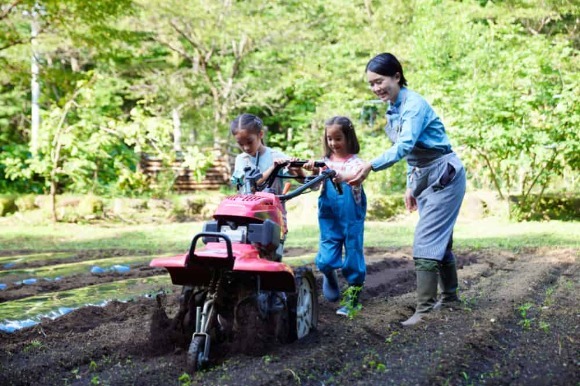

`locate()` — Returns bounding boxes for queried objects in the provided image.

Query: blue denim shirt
[370,87,452,172]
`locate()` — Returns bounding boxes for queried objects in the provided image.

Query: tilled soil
[0,247,578,386]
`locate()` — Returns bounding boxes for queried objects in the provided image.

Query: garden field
[0,212,578,385]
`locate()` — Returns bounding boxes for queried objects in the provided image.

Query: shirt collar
[387,87,407,115]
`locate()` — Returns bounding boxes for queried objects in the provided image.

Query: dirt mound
[0,247,578,385]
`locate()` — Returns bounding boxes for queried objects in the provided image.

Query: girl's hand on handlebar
[273,158,289,166]
[348,162,372,186]
[286,157,306,177]
[332,171,344,184]
[303,159,319,174]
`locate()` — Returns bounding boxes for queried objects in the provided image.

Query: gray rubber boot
[434,261,461,310]
[322,270,340,302]
[401,259,439,327]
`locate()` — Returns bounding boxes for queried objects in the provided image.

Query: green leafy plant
[385,331,399,344]
[539,321,550,333]
[23,339,44,352]
[517,302,534,330]
[262,355,275,364]
[178,372,192,386]
[340,286,363,319]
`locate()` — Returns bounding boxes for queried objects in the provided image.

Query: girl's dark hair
[365,53,408,87]
[230,113,264,136]
[323,116,360,157]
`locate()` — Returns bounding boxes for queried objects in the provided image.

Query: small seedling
[385,331,399,344]
[262,354,274,364]
[539,321,550,333]
[340,286,363,319]
[517,302,534,330]
[71,368,81,380]
[89,360,98,372]
[459,294,478,312]
[90,375,100,385]
[23,339,44,352]
[375,363,387,372]
[178,372,192,386]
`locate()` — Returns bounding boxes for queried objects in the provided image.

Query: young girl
[305,116,367,316]
[230,113,304,260]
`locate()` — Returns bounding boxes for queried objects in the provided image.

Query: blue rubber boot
[322,270,340,302]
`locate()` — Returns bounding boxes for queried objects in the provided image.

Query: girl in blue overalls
[349,53,467,326]
[305,116,367,316]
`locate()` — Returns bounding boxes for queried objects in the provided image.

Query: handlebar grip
[286,160,326,168]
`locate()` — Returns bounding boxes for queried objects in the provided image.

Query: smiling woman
[348,52,467,326]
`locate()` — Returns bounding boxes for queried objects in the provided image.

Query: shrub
[366,194,406,220]
[78,195,105,216]
[509,193,580,221]
[15,194,37,211]
[0,196,17,216]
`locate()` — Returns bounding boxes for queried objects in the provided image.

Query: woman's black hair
[365,53,408,87]
[323,116,360,157]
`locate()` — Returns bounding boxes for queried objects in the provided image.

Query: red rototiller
[150,161,340,372]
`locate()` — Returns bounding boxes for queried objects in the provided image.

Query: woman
[348,53,466,326]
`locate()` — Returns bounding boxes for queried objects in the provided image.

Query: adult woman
[348,53,466,326]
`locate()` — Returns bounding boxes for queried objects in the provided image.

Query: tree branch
[0,0,22,21]
[472,146,505,200]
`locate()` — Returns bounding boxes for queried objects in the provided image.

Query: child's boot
[336,285,362,317]
[322,270,340,302]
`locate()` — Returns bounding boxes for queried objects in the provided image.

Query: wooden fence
[140,153,232,192]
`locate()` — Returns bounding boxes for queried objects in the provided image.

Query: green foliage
[78,195,105,216]
[178,372,192,386]
[15,194,37,211]
[366,193,406,220]
[0,195,17,216]
[180,146,213,183]
[517,302,534,330]
[509,193,580,221]
[0,0,577,224]
[340,286,363,319]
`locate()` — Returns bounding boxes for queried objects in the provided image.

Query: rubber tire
[177,286,206,338]
[186,335,205,373]
[287,267,319,341]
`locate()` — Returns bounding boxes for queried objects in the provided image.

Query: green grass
[0,217,577,254]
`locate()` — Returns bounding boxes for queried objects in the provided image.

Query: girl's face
[234,130,263,157]
[367,70,401,103]
[325,124,349,158]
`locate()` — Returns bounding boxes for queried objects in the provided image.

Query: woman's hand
[347,162,373,186]
[404,188,417,212]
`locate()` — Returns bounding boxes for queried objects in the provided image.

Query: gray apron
[408,152,466,260]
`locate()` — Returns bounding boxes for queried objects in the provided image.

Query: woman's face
[367,70,401,103]
[234,130,263,157]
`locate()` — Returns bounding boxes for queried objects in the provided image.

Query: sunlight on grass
[0,222,204,252]
[0,218,577,253]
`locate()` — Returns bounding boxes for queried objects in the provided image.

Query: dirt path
[0,247,577,385]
